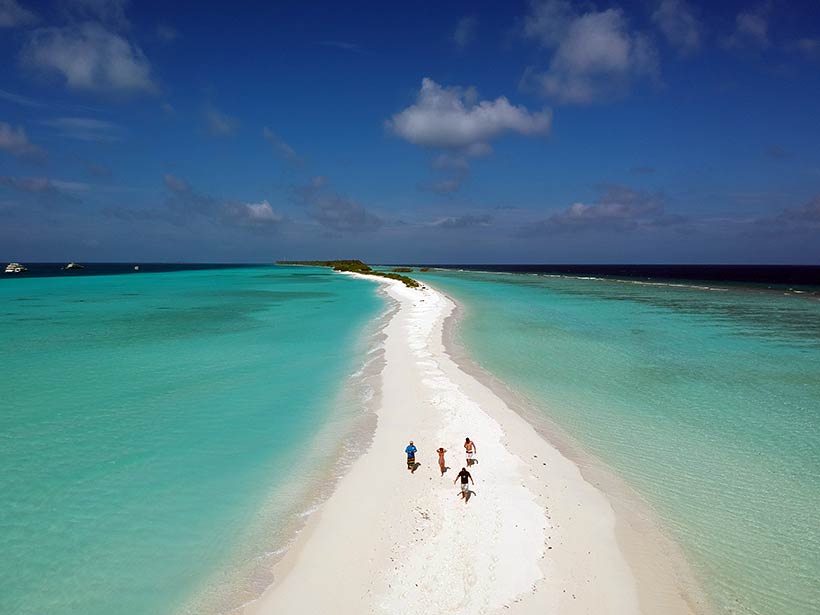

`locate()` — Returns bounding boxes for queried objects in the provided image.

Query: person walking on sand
[405,440,417,471]
[436,447,447,476]
[464,437,477,466]
[454,467,474,499]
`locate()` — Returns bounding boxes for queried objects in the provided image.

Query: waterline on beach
[440,296,709,614]
[182,284,397,615]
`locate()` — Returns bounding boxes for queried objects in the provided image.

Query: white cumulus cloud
[523,0,658,104]
[387,78,551,194]
[387,78,550,193]
[21,23,156,94]
[386,77,551,152]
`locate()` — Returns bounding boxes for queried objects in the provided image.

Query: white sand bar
[244,276,700,615]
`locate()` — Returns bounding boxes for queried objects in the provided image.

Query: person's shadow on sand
[463,489,476,503]
[440,466,450,476]
[410,462,421,473]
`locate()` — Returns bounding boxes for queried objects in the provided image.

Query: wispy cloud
[86,162,112,177]
[292,176,382,233]
[525,184,684,234]
[430,214,492,229]
[766,144,788,160]
[156,24,178,42]
[0,175,58,193]
[0,88,48,108]
[419,177,464,195]
[0,121,47,163]
[63,0,130,29]
[0,88,102,113]
[454,15,478,50]
[263,127,301,166]
[723,3,771,51]
[0,175,87,201]
[203,106,238,137]
[0,174,139,204]
[652,0,702,56]
[316,41,363,53]
[161,174,284,230]
[0,0,38,28]
[21,23,157,94]
[522,0,659,104]
[793,37,820,61]
[762,196,820,230]
[41,116,124,141]
[418,153,472,194]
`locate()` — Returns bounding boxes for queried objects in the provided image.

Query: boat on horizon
[4,262,27,273]
[64,262,84,270]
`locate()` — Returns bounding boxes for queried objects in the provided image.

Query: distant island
[277,260,420,288]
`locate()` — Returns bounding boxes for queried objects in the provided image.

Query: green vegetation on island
[277,260,420,288]
[391,267,414,273]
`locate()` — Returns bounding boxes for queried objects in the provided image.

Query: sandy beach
[243,275,703,615]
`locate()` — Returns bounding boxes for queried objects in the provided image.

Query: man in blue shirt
[405,440,417,472]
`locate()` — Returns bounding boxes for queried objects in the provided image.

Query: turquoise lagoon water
[418,270,820,615]
[0,266,382,615]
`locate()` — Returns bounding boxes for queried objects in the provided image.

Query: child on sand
[436,447,447,475]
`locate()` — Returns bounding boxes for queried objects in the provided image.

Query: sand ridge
[243,275,663,614]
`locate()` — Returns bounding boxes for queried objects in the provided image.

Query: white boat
[64,262,84,270]
[4,262,27,273]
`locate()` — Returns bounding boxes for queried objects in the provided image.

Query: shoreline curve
[241,273,707,615]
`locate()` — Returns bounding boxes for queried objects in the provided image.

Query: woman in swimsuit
[436,447,447,475]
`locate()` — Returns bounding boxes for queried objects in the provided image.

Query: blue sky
[1,0,819,263]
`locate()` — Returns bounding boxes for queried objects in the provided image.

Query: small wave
[539,273,732,292]
[620,279,730,292]
[297,504,321,518]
